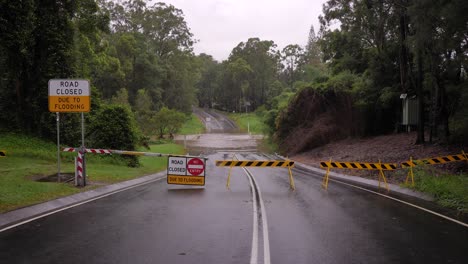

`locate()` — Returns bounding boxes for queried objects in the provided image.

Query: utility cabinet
[400,94,419,131]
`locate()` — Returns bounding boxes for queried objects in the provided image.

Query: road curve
[192,107,238,133]
[1,152,467,264]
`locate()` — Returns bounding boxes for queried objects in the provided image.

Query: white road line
[234,154,270,264]
[246,167,259,264]
[327,177,468,228]
[235,152,271,264]
[251,169,271,264]
[0,176,166,233]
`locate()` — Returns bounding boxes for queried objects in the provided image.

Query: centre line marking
[235,154,271,264]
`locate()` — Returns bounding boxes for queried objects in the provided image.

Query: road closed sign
[167,156,206,186]
[48,79,90,112]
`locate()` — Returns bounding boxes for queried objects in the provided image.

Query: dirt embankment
[291,132,467,182]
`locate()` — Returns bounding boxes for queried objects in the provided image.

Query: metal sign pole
[56,112,61,182]
[81,112,86,186]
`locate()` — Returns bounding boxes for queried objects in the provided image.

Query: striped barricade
[63,147,111,154]
[62,147,169,157]
[319,160,397,191]
[215,160,294,168]
[320,161,397,170]
[216,159,296,190]
[76,151,84,179]
[401,151,467,186]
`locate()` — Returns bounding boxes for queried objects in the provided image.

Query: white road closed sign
[48,79,90,112]
[167,156,206,186]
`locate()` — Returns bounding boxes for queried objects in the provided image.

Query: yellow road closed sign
[167,156,206,186]
[48,79,90,112]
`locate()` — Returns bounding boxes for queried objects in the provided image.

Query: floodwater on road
[174,133,263,155]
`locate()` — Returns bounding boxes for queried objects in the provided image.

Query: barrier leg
[379,169,389,192]
[226,166,233,190]
[288,164,296,191]
[462,150,467,162]
[405,157,415,186]
[226,156,235,190]
[322,159,331,190]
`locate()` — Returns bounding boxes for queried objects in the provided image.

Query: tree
[152,107,185,138]
[281,44,304,88]
[304,25,321,66]
[111,88,130,106]
[228,38,280,109]
[196,53,220,108]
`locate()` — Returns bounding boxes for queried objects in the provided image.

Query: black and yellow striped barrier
[215,160,294,168]
[320,160,395,191]
[402,151,467,186]
[216,159,296,190]
[0,150,6,157]
[401,153,467,168]
[320,161,397,170]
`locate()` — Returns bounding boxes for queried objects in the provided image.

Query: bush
[87,104,140,167]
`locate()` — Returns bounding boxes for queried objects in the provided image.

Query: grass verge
[409,167,468,214]
[0,133,184,213]
[228,112,267,134]
[179,114,205,134]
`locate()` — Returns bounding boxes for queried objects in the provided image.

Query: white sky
[156,0,328,61]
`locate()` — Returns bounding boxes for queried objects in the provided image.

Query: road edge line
[329,178,468,228]
[0,175,165,233]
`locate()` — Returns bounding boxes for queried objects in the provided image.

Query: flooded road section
[176,108,262,155]
[175,133,262,155]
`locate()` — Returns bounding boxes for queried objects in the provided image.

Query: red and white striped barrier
[63,147,111,154]
[62,147,171,157]
[86,148,111,154]
[76,151,84,179]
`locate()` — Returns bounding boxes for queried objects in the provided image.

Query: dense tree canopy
[1,0,466,152]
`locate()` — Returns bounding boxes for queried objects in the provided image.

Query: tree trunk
[415,49,425,144]
[398,1,409,93]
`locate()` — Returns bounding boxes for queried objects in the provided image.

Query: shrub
[87,104,140,167]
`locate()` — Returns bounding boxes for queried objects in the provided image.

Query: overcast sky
[156,0,328,61]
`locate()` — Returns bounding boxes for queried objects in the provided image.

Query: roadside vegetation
[0,133,184,213]
[228,112,267,135]
[178,114,205,135]
[410,169,468,214]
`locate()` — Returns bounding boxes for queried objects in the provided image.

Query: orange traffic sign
[48,80,90,112]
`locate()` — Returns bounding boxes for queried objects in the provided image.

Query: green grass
[228,112,267,134]
[409,168,468,214]
[0,133,185,213]
[179,114,205,135]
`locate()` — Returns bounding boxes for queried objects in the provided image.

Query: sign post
[56,112,60,182]
[49,79,90,186]
[167,156,206,186]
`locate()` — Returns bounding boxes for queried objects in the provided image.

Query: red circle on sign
[187,158,204,176]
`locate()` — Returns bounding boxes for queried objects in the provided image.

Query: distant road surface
[1,109,466,264]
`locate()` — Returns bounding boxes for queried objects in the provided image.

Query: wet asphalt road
[1,109,467,263]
